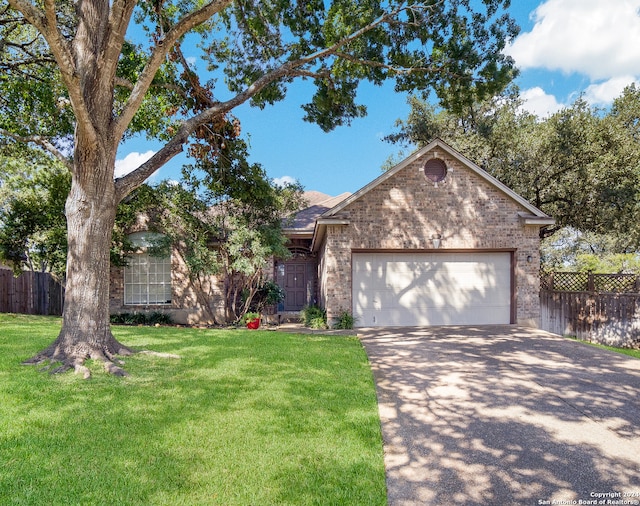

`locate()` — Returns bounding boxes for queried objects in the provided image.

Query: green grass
[565,335,640,359]
[0,314,386,506]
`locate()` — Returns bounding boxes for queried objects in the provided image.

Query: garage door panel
[368,307,511,327]
[353,252,511,327]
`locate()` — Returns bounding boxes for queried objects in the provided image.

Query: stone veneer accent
[317,147,544,327]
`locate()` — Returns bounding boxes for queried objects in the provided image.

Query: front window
[124,232,172,305]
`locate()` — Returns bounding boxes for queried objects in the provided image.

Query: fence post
[587,271,595,292]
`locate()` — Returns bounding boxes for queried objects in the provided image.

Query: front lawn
[0,314,386,505]
[565,335,640,359]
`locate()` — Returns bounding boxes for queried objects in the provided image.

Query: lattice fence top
[541,271,640,293]
[541,271,588,291]
[594,274,638,292]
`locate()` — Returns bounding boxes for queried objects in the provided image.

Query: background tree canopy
[0,144,69,275]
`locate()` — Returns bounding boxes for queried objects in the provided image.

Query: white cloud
[519,87,565,117]
[114,150,155,178]
[506,0,640,80]
[273,175,297,187]
[583,76,639,106]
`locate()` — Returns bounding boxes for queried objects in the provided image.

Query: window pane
[124,248,172,305]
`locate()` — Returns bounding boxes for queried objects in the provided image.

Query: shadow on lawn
[360,326,640,506]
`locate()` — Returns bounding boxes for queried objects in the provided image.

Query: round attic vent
[423,158,447,183]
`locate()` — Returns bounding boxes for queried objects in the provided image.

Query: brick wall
[320,147,543,326]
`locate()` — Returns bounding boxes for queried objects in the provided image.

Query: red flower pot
[246,318,260,329]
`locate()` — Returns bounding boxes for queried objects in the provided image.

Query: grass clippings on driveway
[0,314,386,506]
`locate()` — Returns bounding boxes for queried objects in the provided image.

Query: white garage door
[352,252,512,327]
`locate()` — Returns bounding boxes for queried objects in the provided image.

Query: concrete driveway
[359,326,640,506]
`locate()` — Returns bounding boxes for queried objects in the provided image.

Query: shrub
[242,280,286,315]
[309,316,328,329]
[257,280,286,308]
[300,305,327,329]
[148,311,173,325]
[128,312,148,325]
[110,311,173,326]
[110,313,122,324]
[333,310,357,330]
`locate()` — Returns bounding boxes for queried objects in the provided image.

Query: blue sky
[116,0,640,196]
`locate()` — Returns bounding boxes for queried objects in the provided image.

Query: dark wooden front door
[283,262,308,311]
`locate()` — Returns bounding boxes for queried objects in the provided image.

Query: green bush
[309,316,328,329]
[243,280,286,313]
[148,311,173,325]
[300,305,327,329]
[110,311,173,326]
[110,313,130,324]
[333,309,357,329]
[257,280,286,307]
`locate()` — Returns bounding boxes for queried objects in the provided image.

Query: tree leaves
[1,0,519,199]
[0,147,69,275]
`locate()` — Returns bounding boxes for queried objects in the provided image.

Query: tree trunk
[24,137,133,377]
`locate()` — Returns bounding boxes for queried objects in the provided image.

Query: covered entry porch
[273,240,318,320]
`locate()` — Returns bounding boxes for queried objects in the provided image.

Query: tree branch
[303,3,408,64]
[6,0,47,41]
[104,0,137,84]
[114,2,413,202]
[333,50,445,77]
[0,128,73,170]
[115,76,187,99]
[8,0,95,143]
[1,55,56,70]
[113,0,232,145]
[113,60,305,202]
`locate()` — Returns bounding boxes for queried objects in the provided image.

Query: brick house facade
[109,139,553,327]
[312,138,553,327]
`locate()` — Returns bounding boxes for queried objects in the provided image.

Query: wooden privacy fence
[0,268,65,316]
[540,271,640,349]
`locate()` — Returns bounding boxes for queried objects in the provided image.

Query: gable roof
[321,138,552,220]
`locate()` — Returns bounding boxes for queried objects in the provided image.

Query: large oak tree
[0,0,517,375]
